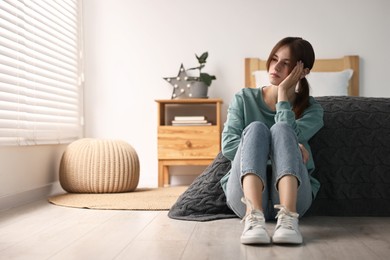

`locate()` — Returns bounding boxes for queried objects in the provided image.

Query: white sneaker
[272,205,303,244]
[240,198,271,244]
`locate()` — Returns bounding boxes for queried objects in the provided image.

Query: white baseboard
[0,182,64,212]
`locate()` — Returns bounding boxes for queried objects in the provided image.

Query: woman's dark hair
[266,37,315,119]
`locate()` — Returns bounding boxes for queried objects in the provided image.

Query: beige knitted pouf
[59,138,140,193]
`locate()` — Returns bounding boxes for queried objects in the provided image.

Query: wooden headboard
[245,55,360,96]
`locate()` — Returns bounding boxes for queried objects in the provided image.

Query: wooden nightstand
[155,98,223,187]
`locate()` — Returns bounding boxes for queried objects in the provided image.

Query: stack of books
[171,116,211,126]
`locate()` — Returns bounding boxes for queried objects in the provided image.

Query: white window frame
[0,0,83,146]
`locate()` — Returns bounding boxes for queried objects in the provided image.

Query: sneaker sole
[272,236,303,244]
[241,236,271,245]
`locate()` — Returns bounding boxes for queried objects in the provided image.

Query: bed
[169,55,390,221]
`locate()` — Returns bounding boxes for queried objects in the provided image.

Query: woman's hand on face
[278,61,304,92]
[299,143,309,164]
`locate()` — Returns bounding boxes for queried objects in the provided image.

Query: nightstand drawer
[158,126,220,159]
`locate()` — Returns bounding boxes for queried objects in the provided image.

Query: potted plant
[187,52,216,98]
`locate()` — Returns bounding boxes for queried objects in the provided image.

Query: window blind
[0,0,83,146]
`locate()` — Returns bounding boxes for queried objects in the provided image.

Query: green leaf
[196,52,208,64]
[200,73,216,86]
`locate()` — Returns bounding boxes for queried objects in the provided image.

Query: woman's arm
[221,93,245,161]
[275,98,324,143]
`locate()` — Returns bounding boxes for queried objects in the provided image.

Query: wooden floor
[1,200,389,260]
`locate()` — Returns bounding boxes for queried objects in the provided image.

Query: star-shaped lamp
[163,64,198,99]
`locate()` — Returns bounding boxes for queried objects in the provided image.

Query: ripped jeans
[225,121,313,220]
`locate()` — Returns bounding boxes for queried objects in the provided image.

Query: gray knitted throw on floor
[168,152,235,221]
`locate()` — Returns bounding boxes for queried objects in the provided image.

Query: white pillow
[252,69,353,96]
[252,70,270,88]
[306,69,353,96]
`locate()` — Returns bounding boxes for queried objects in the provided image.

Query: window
[0,0,83,145]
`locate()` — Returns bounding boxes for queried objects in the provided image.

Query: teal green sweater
[220,87,324,197]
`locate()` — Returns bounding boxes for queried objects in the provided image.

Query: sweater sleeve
[274,98,324,143]
[221,93,245,161]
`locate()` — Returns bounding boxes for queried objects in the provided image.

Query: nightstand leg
[158,161,170,187]
[163,165,169,187]
[158,161,164,187]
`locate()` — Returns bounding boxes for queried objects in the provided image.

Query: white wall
[0,145,66,210]
[82,0,390,188]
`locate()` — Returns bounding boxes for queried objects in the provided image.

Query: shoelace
[274,204,299,230]
[240,197,265,227]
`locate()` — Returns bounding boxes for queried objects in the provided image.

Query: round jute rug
[48,186,188,211]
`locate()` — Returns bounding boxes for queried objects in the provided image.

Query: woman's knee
[244,121,270,137]
[247,121,267,129]
[270,122,297,142]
